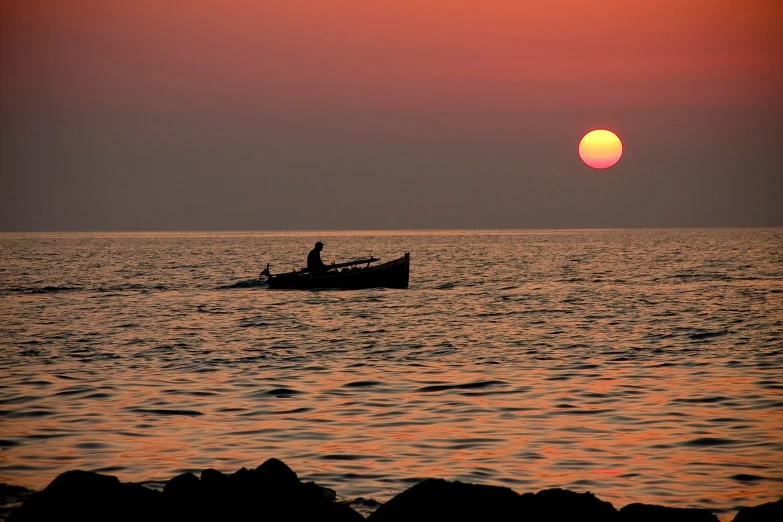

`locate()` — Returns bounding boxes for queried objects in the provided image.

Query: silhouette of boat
[261,253,410,290]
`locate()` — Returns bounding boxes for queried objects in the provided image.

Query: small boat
[261,253,410,290]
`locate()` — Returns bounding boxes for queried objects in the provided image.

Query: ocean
[1,229,781,520]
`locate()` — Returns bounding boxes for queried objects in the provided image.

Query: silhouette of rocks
[367,480,619,521]
[527,488,619,520]
[349,497,382,508]
[619,503,719,521]
[368,480,730,522]
[7,461,781,521]
[346,497,383,518]
[9,459,363,522]
[732,497,783,521]
[159,458,362,521]
[8,470,160,522]
[256,457,299,483]
[0,484,33,521]
[366,478,521,521]
[164,472,200,497]
[200,468,228,484]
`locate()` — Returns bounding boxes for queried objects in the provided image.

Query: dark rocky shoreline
[3,459,781,521]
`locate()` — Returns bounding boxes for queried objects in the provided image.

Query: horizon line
[1,225,781,235]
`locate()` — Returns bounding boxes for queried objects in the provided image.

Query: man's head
[315,241,324,251]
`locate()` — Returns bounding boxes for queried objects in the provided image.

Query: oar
[297,257,380,274]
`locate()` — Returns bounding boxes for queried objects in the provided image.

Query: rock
[8,460,364,522]
[732,498,783,521]
[161,472,203,520]
[200,468,228,484]
[367,478,521,521]
[344,496,383,518]
[227,459,361,521]
[255,457,299,484]
[619,502,719,521]
[228,466,254,484]
[0,484,34,521]
[367,480,621,521]
[530,488,619,520]
[302,480,337,502]
[47,469,120,492]
[0,484,34,501]
[171,460,363,521]
[8,470,160,522]
[117,482,162,514]
[163,472,200,497]
[15,461,759,522]
[349,497,382,508]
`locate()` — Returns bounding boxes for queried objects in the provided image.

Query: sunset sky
[1,0,781,230]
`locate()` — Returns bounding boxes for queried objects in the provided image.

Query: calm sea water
[1,229,782,519]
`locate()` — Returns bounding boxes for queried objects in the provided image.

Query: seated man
[307,241,328,274]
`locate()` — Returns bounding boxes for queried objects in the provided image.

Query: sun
[579,129,623,169]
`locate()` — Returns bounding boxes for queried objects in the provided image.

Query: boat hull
[267,253,410,290]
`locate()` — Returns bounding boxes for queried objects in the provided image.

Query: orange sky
[2,0,781,111]
[1,1,781,230]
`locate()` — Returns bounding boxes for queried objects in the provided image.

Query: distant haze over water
[1,229,782,521]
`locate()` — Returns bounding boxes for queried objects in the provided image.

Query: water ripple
[1,229,781,522]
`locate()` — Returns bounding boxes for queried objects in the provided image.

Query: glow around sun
[579,129,623,169]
